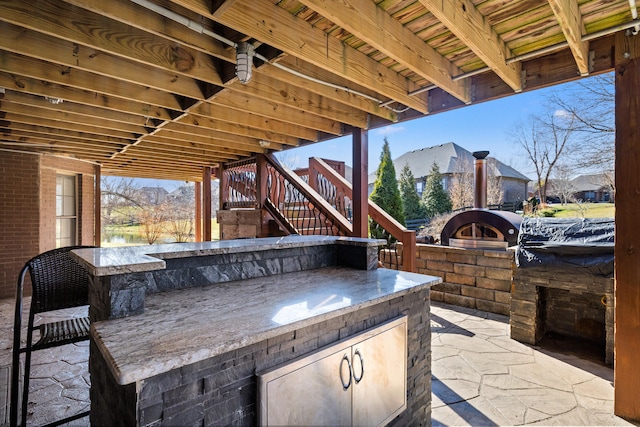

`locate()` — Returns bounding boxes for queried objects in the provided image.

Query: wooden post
[614,30,640,422]
[256,154,268,208]
[352,129,368,238]
[203,167,212,241]
[94,164,101,247]
[402,230,416,272]
[194,181,202,242]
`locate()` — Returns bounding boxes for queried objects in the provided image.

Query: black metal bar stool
[10,246,96,427]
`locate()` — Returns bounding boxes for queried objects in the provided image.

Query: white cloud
[553,109,571,118]
[374,125,405,136]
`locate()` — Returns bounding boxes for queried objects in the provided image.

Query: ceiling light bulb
[45,96,64,105]
[235,42,255,84]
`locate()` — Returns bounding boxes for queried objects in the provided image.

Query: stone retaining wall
[415,244,514,316]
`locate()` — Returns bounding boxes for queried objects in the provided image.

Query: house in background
[571,174,614,202]
[368,142,530,203]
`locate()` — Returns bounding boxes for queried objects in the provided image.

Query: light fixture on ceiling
[235,42,255,84]
[45,96,64,105]
[258,140,271,148]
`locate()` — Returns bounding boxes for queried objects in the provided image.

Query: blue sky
[278,84,561,179]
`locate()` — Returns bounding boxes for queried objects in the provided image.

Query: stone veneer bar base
[90,290,431,426]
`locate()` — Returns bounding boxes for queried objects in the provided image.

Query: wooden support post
[402,230,416,272]
[352,129,368,238]
[256,154,268,208]
[203,167,212,241]
[195,181,202,242]
[614,30,640,422]
[94,164,101,247]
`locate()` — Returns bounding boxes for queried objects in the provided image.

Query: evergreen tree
[370,138,404,238]
[399,163,424,220]
[422,162,452,217]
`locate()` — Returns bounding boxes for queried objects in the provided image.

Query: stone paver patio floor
[0,297,635,426]
[431,302,633,426]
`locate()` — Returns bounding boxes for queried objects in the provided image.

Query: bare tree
[511,107,577,203]
[138,206,166,244]
[448,157,473,210]
[448,156,504,209]
[164,185,195,242]
[486,159,504,206]
[548,73,614,183]
[101,177,143,226]
[550,163,577,205]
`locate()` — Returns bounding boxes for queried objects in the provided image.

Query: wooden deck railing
[307,158,416,272]
[221,154,352,237]
[221,155,416,272]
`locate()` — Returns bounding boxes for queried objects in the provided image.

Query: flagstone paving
[0,297,635,426]
[431,302,633,426]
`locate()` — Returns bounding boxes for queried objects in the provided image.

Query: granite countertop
[72,235,384,277]
[91,266,441,385]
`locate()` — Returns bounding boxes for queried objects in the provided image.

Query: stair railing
[261,154,352,236]
[220,155,352,237]
[308,157,416,272]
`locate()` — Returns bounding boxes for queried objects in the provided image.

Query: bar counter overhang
[72,236,441,426]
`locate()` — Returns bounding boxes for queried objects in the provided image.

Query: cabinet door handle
[353,349,364,383]
[339,353,353,390]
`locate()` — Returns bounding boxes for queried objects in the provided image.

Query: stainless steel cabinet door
[351,321,407,427]
[263,348,352,426]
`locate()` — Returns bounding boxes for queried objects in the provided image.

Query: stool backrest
[26,246,95,314]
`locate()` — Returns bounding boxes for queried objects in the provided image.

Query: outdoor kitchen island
[72,236,440,426]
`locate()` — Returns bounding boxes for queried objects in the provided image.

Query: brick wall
[0,152,40,299]
[90,290,432,426]
[0,153,96,300]
[415,244,514,316]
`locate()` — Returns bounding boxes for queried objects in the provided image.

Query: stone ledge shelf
[73,236,386,321]
[72,235,380,277]
[91,266,441,385]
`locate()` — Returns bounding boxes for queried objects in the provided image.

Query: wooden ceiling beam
[156,124,277,151]
[141,135,251,158]
[175,114,299,146]
[2,91,151,128]
[63,0,235,62]
[418,0,523,92]
[0,22,207,101]
[2,112,138,141]
[0,0,224,86]
[257,60,397,122]
[209,92,342,135]
[174,0,429,113]
[0,123,136,147]
[189,103,317,141]
[297,0,470,104]
[0,74,175,121]
[0,136,119,156]
[1,100,148,136]
[548,0,590,75]
[0,52,185,111]
[231,73,370,129]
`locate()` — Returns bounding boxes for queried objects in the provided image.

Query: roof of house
[571,174,613,192]
[368,142,530,184]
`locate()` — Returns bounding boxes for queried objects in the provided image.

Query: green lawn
[537,203,615,218]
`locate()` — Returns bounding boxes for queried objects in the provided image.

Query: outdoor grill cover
[515,217,614,276]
